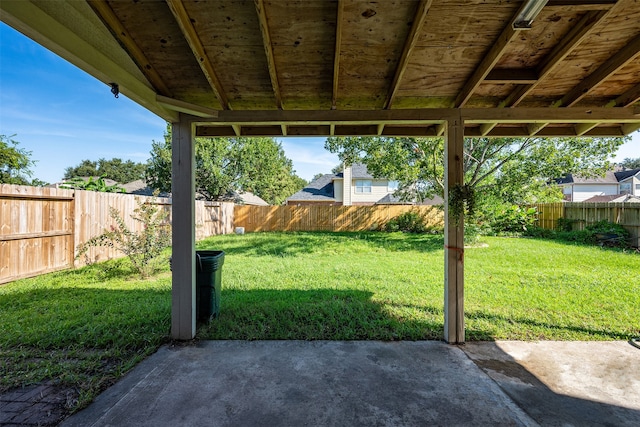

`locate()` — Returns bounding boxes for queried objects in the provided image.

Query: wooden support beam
[613,83,640,108]
[332,0,344,110]
[479,123,498,136]
[527,122,548,136]
[255,0,283,109]
[232,125,241,136]
[502,10,608,107]
[622,123,640,135]
[377,124,385,135]
[89,0,172,97]
[485,68,538,84]
[444,110,464,344]
[385,0,432,109]
[171,114,196,340]
[436,123,446,137]
[166,0,230,110]
[281,124,288,136]
[157,95,218,118]
[557,33,640,108]
[574,122,599,136]
[454,1,539,107]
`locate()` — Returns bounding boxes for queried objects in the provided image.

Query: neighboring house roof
[583,194,640,203]
[286,174,335,202]
[556,168,640,185]
[122,179,171,197]
[615,168,640,182]
[233,191,269,206]
[335,163,374,179]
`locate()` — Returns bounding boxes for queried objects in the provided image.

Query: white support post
[171,113,196,340]
[444,112,465,344]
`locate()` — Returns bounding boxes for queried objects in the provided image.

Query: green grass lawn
[1,232,638,410]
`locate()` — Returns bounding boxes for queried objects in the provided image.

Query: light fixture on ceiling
[512,0,549,30]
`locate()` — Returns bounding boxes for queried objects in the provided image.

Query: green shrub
[489,205,538,234]
[384,210,427,233]
[76,197,171,277]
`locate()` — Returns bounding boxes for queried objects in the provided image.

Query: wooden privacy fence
[530,202,640,247]
[234,205,444,232]
[0,184,234,284]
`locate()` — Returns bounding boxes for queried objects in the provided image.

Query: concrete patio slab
[463,341,640,427]
[61,340,640,427]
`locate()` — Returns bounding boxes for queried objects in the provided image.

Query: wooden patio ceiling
[2,0,640,137]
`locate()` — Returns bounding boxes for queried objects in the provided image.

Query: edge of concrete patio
[61,340,639,427]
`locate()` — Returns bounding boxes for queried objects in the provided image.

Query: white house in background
[286,163,443,206]
[556,167,640,202]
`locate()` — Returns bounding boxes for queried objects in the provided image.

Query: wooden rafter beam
[533,31,640,135]
[254,0,283,109]
[501,9,608,107]
[485,68,538,84]
[88,0,172,96]
[384,0,432,109]
[556,33,640,108]
[332,0,344,110]
[166,0,229,110]
[612,82,640,108]
[453,1,544,107]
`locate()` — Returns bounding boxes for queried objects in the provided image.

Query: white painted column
[342,164,352,206]
[171,113,196,340]
[444,112,465,344]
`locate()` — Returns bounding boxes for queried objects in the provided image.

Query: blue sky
[1,22,638,185]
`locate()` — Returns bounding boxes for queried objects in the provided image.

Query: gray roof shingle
[286,174,336,201]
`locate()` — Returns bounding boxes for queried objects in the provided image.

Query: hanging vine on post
[448,183,476,224]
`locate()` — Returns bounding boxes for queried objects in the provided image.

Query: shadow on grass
[464,309,633,341]
[197,288,634,342]
[197,288,445,341]
[198,231,445,258]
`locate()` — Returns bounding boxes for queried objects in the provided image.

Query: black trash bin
[195,250,224,321]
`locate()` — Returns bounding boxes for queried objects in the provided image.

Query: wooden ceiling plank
[166,0,230,110]
[254,0,283,109]
[546,0,617,10]
[453,1,545,108]
[613,82,640,107]
[547,0,618,10]
[384,0,433,109]
[88,0,172,97]
[502,10,608,107]
[332,0,344,110]
[557,33,640,108]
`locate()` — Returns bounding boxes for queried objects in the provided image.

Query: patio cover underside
[2,0,639,342]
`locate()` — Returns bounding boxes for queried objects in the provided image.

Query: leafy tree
[64,158,146,183]
[146,129,306,204]
[311,173,326,181]
[60,176,125,193]
[620,157,640,169]
[0,134,35,185]
[325,135,626,209]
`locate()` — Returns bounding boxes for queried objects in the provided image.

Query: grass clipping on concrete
[1,232,639,409]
